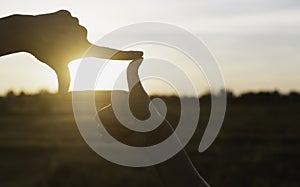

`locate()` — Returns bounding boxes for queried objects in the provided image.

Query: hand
[11,10,143,68]
[2,10,144,96]
[16,10,90,67]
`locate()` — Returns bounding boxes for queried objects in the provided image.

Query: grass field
[0,100,299,187]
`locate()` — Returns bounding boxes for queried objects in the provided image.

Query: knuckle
[57,10,71,16]
[79,25,87,34]
[72,17,79,24]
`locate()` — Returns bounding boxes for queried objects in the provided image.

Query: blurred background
[0,1,299,187]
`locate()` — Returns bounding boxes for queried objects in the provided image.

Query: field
[0,94,299,187]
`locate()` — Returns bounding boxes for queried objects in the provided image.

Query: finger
[85,44,139,60]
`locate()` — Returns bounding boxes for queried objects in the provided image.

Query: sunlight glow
[0,53,58,95]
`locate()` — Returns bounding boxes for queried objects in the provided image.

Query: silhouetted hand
[15,10,89,66]
[12,10,143,68]
[96,58,209,187]
[0,10,143,96]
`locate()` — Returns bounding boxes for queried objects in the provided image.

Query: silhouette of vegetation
[1,90,299,114]
[0,90,299,187]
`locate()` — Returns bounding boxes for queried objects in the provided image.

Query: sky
[0,0,299,96]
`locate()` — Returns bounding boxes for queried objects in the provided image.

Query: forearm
[0,15,28,56]
[155,148,209,187]
[150,120,209,187]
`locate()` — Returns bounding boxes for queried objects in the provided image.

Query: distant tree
[6,90,15,98]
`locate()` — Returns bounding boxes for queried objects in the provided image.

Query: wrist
[0,15,31,55]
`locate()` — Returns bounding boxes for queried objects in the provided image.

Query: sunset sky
[0,0,299,96]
